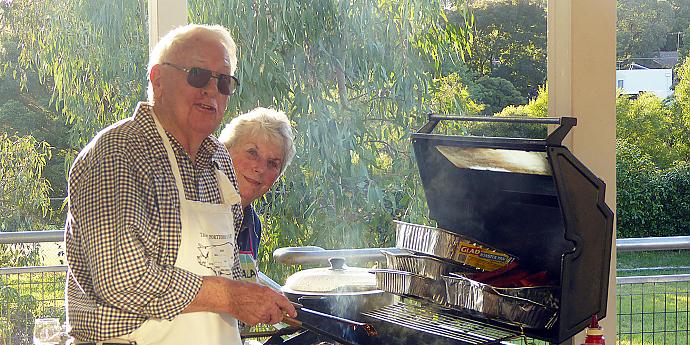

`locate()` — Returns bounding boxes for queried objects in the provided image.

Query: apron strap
[151,111,188,200]
[150,111,239,205]
[215,169,241,205]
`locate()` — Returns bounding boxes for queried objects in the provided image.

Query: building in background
[616,63,673,98]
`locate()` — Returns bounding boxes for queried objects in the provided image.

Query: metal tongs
[243,272,378,344]
[281,301,378,345]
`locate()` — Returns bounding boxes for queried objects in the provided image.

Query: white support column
[148,0,188,52]
[548,1,617,344]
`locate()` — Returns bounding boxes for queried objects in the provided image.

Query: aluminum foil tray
[371,269,447,305]
[381,250,477,280]
[442,274,559,329]
[394,220,517,271]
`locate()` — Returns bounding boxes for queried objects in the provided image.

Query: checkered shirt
[64,102,244,341]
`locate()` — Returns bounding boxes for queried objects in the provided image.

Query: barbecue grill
[259,115,614,345]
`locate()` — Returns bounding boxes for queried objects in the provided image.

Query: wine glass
[33,318,62,345]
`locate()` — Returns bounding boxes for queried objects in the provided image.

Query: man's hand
[183,276,297,326]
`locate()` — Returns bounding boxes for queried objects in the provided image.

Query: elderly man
[218,107,296,280]
[64,24,295,345]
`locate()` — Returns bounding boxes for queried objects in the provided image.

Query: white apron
[117,113,243,345]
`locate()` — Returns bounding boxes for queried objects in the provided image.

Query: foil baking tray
[371,269,447,305]
[442,274,559,329]
[394,220,517,271]
[381,250,477,280]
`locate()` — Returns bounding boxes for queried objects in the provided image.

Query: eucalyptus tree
[3,0,149,157]
[190,0,472,276]
[5,0,472,279]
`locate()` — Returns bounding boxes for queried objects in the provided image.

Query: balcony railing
[1,231,689,345]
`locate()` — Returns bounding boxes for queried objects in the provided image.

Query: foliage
[6,0,473,281]
[682,26,690,61]
[616,69,690,237]
[430,73,484,116]
[187,0,473,279]
[616,139,661,238]
[663,0,690,53]
[469,76,526,116]
[3,0,148,153]
[616,92,690,168]
[437,61,525,116]
[466,85,548,139]
[675,55,690,126]
[0,134,50,268]
[617,139,690,238]
[0,134,52,232]
[464,0,546,99]
[617,0,674,60]
[0,14,70,207]
[0,280,38,345]
[668,0,690,34]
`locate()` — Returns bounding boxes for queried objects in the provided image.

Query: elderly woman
[64,24,295,345]
[218,107,296,280]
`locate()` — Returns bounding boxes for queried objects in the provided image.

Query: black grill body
[409,115,614,343]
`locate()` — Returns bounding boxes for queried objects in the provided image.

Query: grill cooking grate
[362,302,521,345]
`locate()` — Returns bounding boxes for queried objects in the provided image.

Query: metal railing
[1,231,690,345]
[616,237,690,345]
[0,231,66,345]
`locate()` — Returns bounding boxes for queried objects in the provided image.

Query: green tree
[467,85,548,138]
[0,10,71,203]
[615,53,690,238]
[464,0,546,98]
[3,0,149,152]
[470,76,526,116]
[6,0,474,281]
[675,54,690,127]
[667,0,690,52]
[189,1,472,278]
[0,135,51,232]
[681,26,690,59]
[0,134,50,269]
[669,0,690,33]
[616,92,690,168]
[615,138,661,238]
[617,0,674,60]
[430,73,485,116]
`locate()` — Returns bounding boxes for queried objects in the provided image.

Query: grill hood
[409,114,614,343]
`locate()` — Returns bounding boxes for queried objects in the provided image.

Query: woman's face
[229,134,284,206]
[152,37,232,149]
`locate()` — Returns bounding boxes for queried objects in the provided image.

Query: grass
[618,250,690,277]
[616,250,690,345]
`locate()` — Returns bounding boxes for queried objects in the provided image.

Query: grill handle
[290,302,379,337]
[418,114,577,146]
[281,306,378,345]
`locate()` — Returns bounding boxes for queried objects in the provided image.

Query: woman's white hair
[219,107,296,175]
[147,24,237,102]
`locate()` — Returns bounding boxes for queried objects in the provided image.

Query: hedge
[617,139,690,238]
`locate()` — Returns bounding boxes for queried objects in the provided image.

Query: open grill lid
[410,114,614,344]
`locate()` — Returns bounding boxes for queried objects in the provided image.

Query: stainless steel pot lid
[282,257,379,294]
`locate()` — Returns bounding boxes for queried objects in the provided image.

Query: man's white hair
[147,24,237,102]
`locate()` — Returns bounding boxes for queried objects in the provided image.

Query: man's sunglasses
[162,62,239,96]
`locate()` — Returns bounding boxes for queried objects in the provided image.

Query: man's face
[153,38,232,144]
[229,135,284,206]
